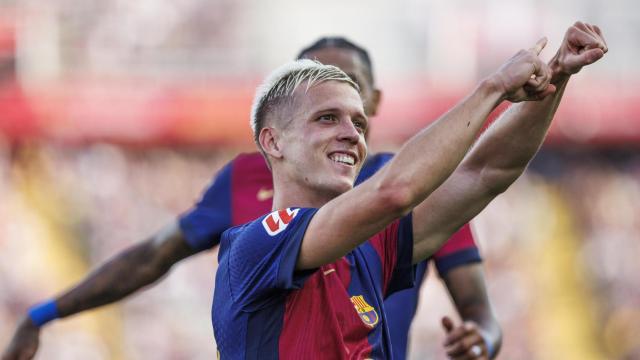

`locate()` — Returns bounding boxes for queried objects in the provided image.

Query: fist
[2,317,40,360]
[492,37,556,103]
[551,21,608,80]
[442,316,490,360]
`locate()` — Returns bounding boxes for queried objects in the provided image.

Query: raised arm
[411,22,608,262]
[297,38,554,270]
[2,222,199,360]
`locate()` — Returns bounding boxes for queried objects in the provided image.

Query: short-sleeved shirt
[178,152,482,357]
[355,153,482,359]
[213,207,415,359]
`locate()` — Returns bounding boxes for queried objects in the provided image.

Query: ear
[368,89,382,116]
[259,127,283,159]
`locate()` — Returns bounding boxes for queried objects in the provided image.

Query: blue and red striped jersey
[213,208,414,359]
[178,152,481,358]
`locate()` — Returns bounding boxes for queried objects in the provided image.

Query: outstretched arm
[412,22,608,261]
[297,38,553,270]
[2,221,199,360]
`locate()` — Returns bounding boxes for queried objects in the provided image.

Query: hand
[550,21,608,81]
[491,37,556,103]
[442,316,489,360]
[2,317,40,360]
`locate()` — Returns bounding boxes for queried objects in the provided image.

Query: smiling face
[264,80,368,202]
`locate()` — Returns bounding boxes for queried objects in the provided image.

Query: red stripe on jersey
[433,223,476,258]
[368,220,400,296]
[279,258,373,359]
[230,153,273,225]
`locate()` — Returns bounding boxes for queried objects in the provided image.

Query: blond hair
[250,59,359,149]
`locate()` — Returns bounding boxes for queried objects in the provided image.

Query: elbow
[125,242,173,287]
[477,164,526,196]
[374,180,415,218]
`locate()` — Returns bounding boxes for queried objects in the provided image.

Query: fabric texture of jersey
[178,153,273,251]
[213,207,414,359]
[355,153,482,359]
[180,152,482,358]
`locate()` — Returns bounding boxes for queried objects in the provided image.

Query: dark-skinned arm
[441,264,502,359]
[2,221,200,360]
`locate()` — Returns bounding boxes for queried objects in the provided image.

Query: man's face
[301,47,379,120]
[276,80,368,198]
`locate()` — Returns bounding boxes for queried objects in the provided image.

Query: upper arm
[433,223,482,276]
[296,178,408,270]
[442,263,492,321]
[149,221,201,270]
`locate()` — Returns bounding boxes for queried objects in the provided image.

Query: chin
[330,179,355,195]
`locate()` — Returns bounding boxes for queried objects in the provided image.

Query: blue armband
[28,300,59,327]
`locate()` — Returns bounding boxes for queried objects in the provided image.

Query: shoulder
[224,208,316,243]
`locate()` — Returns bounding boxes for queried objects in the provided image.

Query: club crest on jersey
[262,208,299,236]
[350,295,379,327]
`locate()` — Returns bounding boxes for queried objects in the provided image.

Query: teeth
[330,153,355,165]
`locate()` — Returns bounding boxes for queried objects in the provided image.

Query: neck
[271,172,341,211]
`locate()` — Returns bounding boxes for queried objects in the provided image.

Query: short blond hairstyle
[250,59,359,149]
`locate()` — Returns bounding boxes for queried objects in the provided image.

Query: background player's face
[301,47,380,127]
[277,80,368,198]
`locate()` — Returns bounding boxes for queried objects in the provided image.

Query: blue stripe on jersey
[178,161,233,251]
[245,304,284,359]
[435,247,482,276]
[384,261,428,360]
[361,214,415,359]
[213,209,318,358]
[356,152,394,185]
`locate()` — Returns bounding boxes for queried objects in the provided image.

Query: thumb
[441,316,455,333]
[580,47,605,65]
[568,48,605,70]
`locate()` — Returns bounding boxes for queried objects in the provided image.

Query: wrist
[478,75,508,105]
[548,54,571,85]
[28,299,59,327]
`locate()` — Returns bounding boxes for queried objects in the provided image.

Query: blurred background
[0,0,638,359]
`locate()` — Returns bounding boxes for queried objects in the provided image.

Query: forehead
[290,80,365,119]
[302,48,369,81]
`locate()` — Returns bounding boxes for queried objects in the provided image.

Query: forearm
[479,318,502,359]
[444,264,502,358]
[373,78,504,211]
[467,77,569,193]
[55,241,170,317]
[44,223,197,320]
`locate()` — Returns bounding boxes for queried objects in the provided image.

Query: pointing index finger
[530,37,548,55]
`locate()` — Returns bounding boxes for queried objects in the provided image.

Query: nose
[337,117,360,144]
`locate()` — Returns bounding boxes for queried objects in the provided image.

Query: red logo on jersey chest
[262,208,299,236]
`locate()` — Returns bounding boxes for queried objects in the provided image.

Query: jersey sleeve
[222,207,318,311]
[178,161,233,251]
[432,223,482,276]
[369,214,415,298]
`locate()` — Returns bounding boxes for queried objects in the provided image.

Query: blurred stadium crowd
[1,0,639,359]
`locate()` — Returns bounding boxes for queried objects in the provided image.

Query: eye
[353,119,367,132]
[317,114,338,123]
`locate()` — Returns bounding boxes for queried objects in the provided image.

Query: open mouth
[329,152,356,166]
